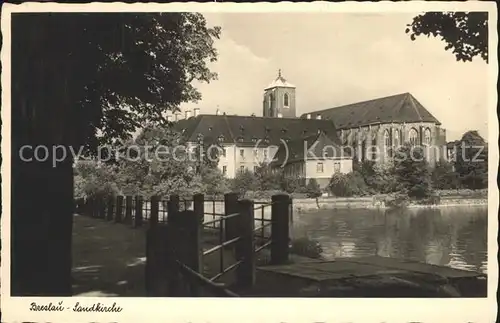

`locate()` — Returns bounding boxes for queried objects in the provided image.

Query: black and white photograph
[1,2,497,322]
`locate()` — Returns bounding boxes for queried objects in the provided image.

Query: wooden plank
[337,256,484,278]
[258,256,484,283]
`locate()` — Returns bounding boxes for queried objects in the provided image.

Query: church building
[174,70,446,183]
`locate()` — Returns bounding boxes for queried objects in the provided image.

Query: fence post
[167,194,180,224]
[145,224,170,296]
[89,197,96,217]
[83,198,89,215]
[125,196,133,224]
[106,196,114,221]
[235,199,255,290]
[150,196,159,227]
[134,196,143,228]
[193,194,204,224]
[224,192,239,242]
[271,194,290,265]
[115,196,124,223]
[74,198,82,214]
[98,196,106,219]
[180,210,202,296]
[93,196,99,218]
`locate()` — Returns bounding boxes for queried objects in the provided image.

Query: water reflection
[293,206,488,273]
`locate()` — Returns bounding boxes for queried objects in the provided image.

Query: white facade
[195,144,280,179]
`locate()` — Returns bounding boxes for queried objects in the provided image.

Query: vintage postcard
[1,1,498,322]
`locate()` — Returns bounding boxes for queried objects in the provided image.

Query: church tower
[262,70,296,118]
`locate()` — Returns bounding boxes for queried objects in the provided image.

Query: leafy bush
[384,193,410,209]
[328,172,368,197]
[74,161,121,199]
[280,175,305,194]
[454,131,488,190]
[200,167,229,198]
[417,194,441,205]
[432,161,461,190]
[290,237,323,259]
[393,144,434,199]
[305,178,322,199]
[254,164,283,191]
[231,169,258,198]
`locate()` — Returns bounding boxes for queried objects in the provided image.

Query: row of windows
[227,161,342,176]
[370,127,433,146]
[316,162,341,173]
[239,149,268,159]
[232,165,263,174]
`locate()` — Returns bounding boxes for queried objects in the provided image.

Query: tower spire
[278,69,282,79]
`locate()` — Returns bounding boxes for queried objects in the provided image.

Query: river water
[292,206,488,273]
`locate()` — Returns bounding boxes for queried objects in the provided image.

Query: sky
[180,13,490,141]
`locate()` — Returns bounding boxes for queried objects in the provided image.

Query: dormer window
[281,128,287,133]
[218,135,225,142]
[251,137,257,143]
[208,127,213,131]
[238,136,244,142]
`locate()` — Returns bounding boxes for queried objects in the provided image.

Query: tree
[280,175,304,194]
[231,169,258,198]
[11,13,220,295]
[117,125,204,199]
[454,131,488,189]
[254,163,282,191]
[305,179,322,208]
[431,160,461,190]
[393,144,434,199]
[406,12,488,62]
[194,136,228,198]
[74,160,122,199]
[328,172,368,197]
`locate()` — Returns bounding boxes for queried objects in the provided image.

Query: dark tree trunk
[11,153,74,296]
[11,16,76,296]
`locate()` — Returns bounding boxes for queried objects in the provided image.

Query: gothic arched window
[384,130,391,147]
[424,128,432,145]
[394,129,401,147]
[283,93,289,107]
[409,128,418,146]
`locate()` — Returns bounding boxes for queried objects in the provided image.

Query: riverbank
[292,195,487,212]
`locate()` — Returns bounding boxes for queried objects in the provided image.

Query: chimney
[194,108,200,117]
[175,112,181,121]
[306,114,311,119]
[185,110,192,119]
[216,109,220,116]
[316,115,322,120]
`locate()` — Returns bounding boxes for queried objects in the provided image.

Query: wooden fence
[74,192,292,297]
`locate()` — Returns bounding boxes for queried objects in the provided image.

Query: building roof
[271,131,351,167]
[264,70,296,90]
[173,114,341,147]
[300,93,441,129]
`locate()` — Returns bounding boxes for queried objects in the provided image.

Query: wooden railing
[75,192,292,297]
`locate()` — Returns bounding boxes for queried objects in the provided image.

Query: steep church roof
[271,131,351,166]
[300,93,441,129]
[264,70,296,90]
[173,114,340,147]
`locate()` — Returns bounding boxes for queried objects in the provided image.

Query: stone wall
[292,196,487,212]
